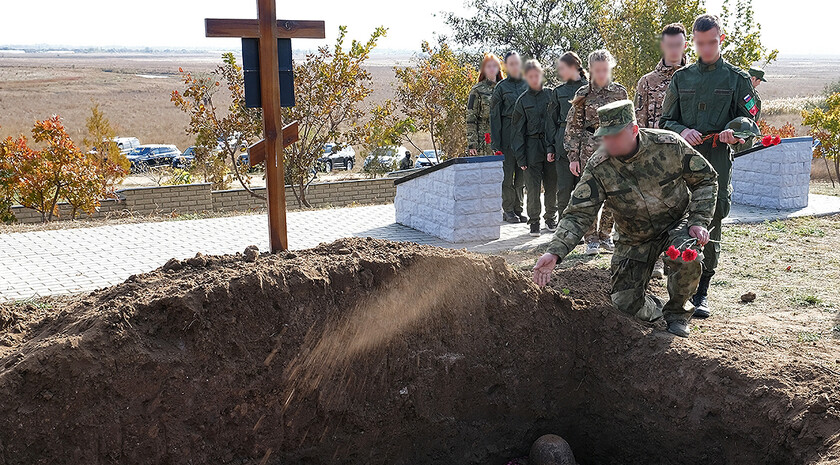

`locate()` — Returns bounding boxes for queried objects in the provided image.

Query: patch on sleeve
[468,94,476,110]
[689,154,708,172]
[744,95,758,116]
[571,177,599,205]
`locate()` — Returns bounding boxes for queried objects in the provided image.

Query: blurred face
[693,28,725,64]
[590,60,612,88]
[661,33,687,65]
[602,124,640,157]
[483,59,501,82]
[557,60,579,82]
[750,76,762,88]
[505,55,522,79]
[525,67,543,90]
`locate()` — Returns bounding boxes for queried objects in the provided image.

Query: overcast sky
[1,0,836,56]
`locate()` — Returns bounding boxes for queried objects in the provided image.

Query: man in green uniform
[748,67,766,118]
[660,14,757,319]
[533,100,718,338]
[491,51,529,224]
[512,59,557,237]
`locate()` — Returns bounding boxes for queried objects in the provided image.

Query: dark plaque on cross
[205,0,325,252]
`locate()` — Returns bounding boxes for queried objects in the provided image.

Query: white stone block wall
[395,157,504,242]
[732,137,812,210]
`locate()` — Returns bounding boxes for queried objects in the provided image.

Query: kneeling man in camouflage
[532,100,717,337]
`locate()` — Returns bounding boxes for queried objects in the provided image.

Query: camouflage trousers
[697,139,733,279]
[501,148,525,214]
[610,219,703,323]
[584,207,614,244]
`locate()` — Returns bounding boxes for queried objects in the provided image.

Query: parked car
[317,143,356,172]
[415,149,442,168]
[172,146,196,169]
[112,137,141,154]
[126,145,180,171]
[364,145,407,173]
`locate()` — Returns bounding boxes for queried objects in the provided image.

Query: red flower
[772,135,781,145]
[178,67,183,73]
[484,133,492,144]
[666,245,681,261]
[761,135,773,147]
[682,248,698,261]
[494,151,503,156]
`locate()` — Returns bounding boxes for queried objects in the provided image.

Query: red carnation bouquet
[761,134,782,147]
[484,133,492,144]
[666,245,699,262]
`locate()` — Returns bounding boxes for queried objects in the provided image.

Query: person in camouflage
[546,51,588,213]
[660,14,758,319]
[533,100,718,338]
[467,53,504,157]
[512,60,557,237]
[491,52,529,224]
[636,22,688,280]
[636,23,688,129]
[564,49,628,256]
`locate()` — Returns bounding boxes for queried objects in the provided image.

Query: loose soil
[1,238,838,464]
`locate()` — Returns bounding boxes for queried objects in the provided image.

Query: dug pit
[0,238,838,464]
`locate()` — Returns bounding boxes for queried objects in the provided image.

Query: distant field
[1,52,837,155]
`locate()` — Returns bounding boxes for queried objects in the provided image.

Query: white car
[112,137,141,154]
[364,145,408,172]
[415,149,442,168]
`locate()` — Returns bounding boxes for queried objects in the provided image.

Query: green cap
[748,67,767,82]
[726,116,761,153]
[594,99,637,137]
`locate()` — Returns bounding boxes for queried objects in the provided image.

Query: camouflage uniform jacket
[546,129,718,261]
[466,78,497,155]
[635,58,685,129]
[564,81,628,165]
[545,77,588,157]
[489,76,529,152]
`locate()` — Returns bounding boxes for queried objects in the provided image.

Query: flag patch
[744,94,753,102]
[745,99,756,111]
[749,106,759,116]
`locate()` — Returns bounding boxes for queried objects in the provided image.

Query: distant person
[636,22,689,279]
[546,51,588,214]
[467,53,504,157]
[749,67,767,117]
[490,51,529,224]
[512,59,557,237]
[533,100,717,338]
[565,49,628,255]
[399,151,412,170]
[660,14,758,319]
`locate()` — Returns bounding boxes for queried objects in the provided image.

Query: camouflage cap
[726,116,761,153]
[748,67,767,82]
[594,100,637,137]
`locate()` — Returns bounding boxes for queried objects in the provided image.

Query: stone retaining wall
[732,137,812,209]
[10,178,397,224]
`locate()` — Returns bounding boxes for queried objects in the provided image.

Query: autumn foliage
[803,93,840,185]
[0,115,126,222]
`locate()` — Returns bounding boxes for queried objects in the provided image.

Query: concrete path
[2,194,839,302]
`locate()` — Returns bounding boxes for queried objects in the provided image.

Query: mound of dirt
[0,238,838,465]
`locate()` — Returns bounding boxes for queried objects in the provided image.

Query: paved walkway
[2,194,839,302]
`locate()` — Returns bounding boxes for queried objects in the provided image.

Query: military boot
[503,211,520,224]
[530,223,541,237]
[516,212,528,223]
[667,319,690,338]
[546,217,558,232]
[692,275,712,319]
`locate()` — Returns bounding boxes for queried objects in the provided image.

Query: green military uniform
[546,76,588,212]
[512,86,558,226]
[490,76,529,216]
[660,56,758,286]
[748,67,766,119]
[466,78,497,156]
[547,100,718,324]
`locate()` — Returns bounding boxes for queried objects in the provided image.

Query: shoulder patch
[689,154,707,172]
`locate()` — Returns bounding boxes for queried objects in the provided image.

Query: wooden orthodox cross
[205,0,325,252]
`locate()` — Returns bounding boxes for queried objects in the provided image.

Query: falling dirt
[0,238,838,465]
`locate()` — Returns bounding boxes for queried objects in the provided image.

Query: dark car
[317,143,356,172]
[173,146,196,169]
[127,145,180,172]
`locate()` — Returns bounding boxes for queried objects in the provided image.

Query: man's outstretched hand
[689,225,710,246]
[532,253,559,287]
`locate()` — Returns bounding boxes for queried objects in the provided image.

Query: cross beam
[205,19,325,38]
[205,0,324,253]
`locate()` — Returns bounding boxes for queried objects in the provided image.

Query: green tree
[392,41,477,158]
[281,26,387,207]
[803,93,840,186]
[83,103,130,192]
[0,135,25,223]
[443,0,605,70]
[599,0,703,94]
[172,53,262,193]
[720,0,779,70]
